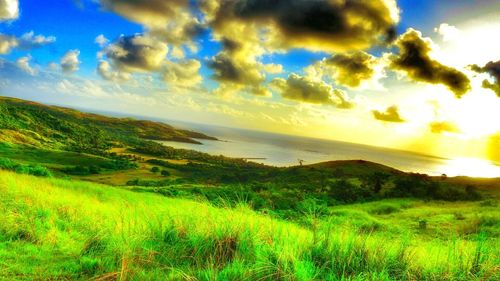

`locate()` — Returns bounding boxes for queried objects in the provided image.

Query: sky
[0,0,499,163]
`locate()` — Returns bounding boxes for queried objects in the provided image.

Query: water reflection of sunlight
[436,157,500,178]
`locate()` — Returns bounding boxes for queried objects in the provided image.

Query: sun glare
[452,92,500,139]
[436,157,500,178]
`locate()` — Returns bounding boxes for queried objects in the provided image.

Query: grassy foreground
[0,171,498,280]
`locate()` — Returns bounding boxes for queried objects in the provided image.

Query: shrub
[0,157,17,170]
[161,170,170,177]
[151,166,160,173]
[298,198,329,217]
[329,179,374,203]
[0,157,51,177]
[63,166,92,176]
[27,165,52,177]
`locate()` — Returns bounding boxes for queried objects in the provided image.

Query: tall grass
[0,171,498,280]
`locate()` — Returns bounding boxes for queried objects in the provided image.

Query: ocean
[158,121,500,178]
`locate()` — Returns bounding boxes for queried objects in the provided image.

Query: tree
[365,172,390,193]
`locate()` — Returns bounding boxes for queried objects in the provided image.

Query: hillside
[0,96,217,149]
[0,170,498,280]
[0,98,499,280]
[0,97,496,216]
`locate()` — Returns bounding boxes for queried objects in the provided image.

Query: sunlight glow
[436,157,500,178]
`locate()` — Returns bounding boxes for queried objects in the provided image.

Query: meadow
[0,97,499,280]
[0,171,499,280]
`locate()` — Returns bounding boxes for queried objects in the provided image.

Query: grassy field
[1,97,498,280]
[0,171,498,280]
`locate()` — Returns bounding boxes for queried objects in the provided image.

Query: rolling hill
[0,97,499,280]
[0,96,217,149]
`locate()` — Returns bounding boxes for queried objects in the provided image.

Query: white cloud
[0,0,18,21]
[16,56,37,76]
[60,50,81,73]
[95,34,109,47]
[0,33,17,54]
[17,31,56,50]
[97,60,131,81]
[434,23,460,42]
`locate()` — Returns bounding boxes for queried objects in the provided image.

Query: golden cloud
[429,121,459,134]
[307,51,379,88]
[271,73,354,108]
[163,59,202,86]
[372,105,404,122]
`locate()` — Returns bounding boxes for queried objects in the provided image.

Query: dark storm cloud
[105,34,168,72]
[389,29,471,98]
[204,0,399,52]
[208,53,242,82]
[372,105,404,123]
[470,60,500,97]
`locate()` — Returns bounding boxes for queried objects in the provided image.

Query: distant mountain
[0,96,217,149]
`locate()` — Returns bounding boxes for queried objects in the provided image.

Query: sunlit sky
[0,0,499,163]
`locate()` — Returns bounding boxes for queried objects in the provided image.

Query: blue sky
[0,0,445,78]
[0,0,499,162]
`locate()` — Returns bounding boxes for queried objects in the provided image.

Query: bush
[26,165,52,177]
[391,174,481,201]
[0,157,51,177]
[63,166,93,176]
[298,198,329,217]
[329,179,374,203]
[151,166,160,173]
[161,170,170,177]
[0,157,17,170]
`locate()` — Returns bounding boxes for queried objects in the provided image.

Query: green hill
[0,170,498,280]
[0,96,217,150]
[0,97,499,280]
